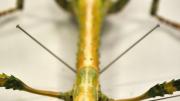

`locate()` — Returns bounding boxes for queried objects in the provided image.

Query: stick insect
[0,0,180,101]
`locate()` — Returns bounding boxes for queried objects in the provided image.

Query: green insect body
[0,0,180,101]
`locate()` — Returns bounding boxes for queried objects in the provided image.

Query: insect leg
[54,0,72,13]
[110,79,180,101]
[150,0,180,29]
[107,0,130,14]
[0,73,72,100]
[0,0,24,16]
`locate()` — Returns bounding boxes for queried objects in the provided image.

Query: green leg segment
[150,0,180,29]
[0,0,24,16]
[109,79,180,101]
[146,79,180,98]
[0,73,71,100]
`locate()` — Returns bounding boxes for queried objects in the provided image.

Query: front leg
[110,79,180,101]
[0,0,24,16]
[0,73,72,100]
[150,0,180,29]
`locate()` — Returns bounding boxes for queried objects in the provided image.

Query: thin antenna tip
[156,24,160,28]
[16,25,20,28]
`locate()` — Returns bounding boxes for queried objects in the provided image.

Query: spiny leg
[107,0,130,14]
[0,73,73,100]
[110,79,180,101]
[54,0,72,13]
[150,0,180,29]
[0,0,24,16]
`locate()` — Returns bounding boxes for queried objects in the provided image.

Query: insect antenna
[148,94,180,101]
[16,25,76,73]
[100,24,160,74]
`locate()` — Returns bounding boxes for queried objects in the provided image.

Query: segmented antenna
[16,25,76,73]
[100,24,160,74]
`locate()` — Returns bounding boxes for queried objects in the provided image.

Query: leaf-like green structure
[0,73,24,90]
